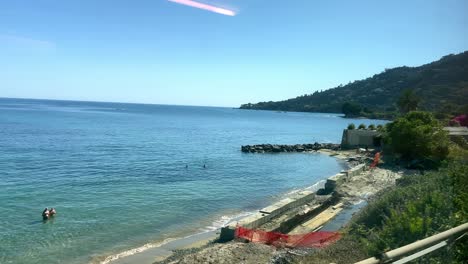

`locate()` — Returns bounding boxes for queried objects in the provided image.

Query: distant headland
[240,51,468,120]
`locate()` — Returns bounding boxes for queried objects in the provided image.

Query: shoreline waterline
[136,151,407,264]
[100,152,349,264]
[94,210,257,264]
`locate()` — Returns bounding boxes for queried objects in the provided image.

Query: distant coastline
[239,51,468,120]
[238,107,393,120]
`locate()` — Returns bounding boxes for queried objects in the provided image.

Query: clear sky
[1,0,467,107]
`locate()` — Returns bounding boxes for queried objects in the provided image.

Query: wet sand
[108,231,218,264]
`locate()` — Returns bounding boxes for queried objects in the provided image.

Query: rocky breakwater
[241,143,340,153]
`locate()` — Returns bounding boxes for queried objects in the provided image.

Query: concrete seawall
[241,191,316,229]
[219,162,368,241]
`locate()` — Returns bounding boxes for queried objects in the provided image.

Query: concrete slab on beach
[259,198,294,214]
[289,203,344,234]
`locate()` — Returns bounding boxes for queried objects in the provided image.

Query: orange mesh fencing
[287,231,341,248]
[235,226,341,248]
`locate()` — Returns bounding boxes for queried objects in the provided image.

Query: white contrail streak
[168,0,236,16]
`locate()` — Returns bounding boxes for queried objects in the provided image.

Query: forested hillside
[240,51,468,119]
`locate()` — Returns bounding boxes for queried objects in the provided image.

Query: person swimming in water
[42,208,49,220]
[42,207,57,220]
[49,208,56,217]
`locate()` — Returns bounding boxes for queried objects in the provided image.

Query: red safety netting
[235,226,341,248]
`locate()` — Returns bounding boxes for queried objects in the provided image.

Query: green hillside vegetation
[240,51,468,119]
[347,161,467,263]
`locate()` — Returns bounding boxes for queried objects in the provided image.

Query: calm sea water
[0,98,386,264]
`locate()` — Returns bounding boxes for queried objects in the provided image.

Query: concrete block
[219,226,236,242]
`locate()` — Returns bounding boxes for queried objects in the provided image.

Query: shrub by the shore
[344,160,467,263]
[294,161,466,264]
[384,111,450,168]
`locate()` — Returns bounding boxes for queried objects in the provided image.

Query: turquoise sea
[0,98,387,264]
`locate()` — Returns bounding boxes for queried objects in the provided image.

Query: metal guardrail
[354,223,468,264]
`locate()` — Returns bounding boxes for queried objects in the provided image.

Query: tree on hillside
[342,102,362,117]
[384,111,449,168]
[397,89,421,113]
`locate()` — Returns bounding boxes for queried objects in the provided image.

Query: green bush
[347,161,467,263]
[384,111,449,168]
[348,123,356,130]
[368,124,376,130]
[358,123,366,129]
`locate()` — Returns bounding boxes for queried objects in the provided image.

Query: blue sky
[1,0,467,107]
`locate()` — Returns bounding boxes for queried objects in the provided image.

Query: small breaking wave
[201,211,255,232]
[96,237,177,264]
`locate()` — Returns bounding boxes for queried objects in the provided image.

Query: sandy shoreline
[103,149,406,264]
[102,181,331,264]
[104,231,218,264]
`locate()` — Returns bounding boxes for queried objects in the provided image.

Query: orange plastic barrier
[235,226,341,248]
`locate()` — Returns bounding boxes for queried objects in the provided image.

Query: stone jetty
[241,143,340,153]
